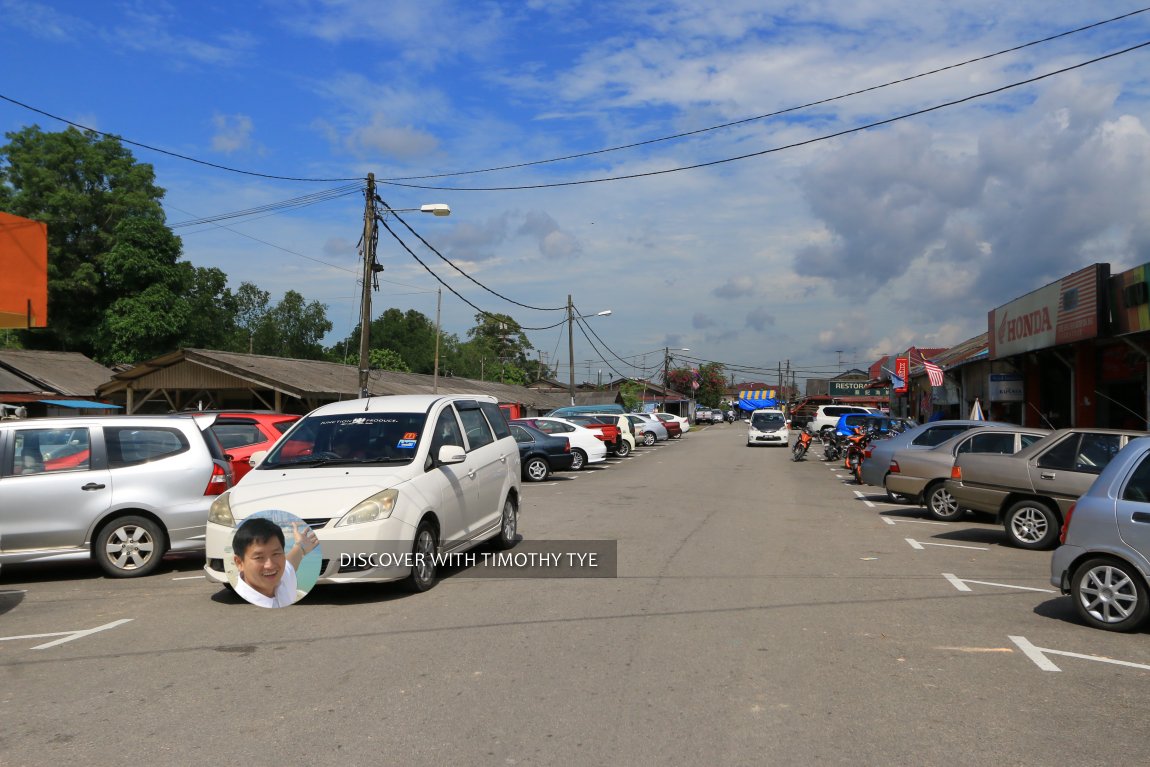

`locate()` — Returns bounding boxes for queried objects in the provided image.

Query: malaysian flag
[923,360,944,387]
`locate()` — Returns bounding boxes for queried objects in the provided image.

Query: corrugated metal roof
[0,350,114,396]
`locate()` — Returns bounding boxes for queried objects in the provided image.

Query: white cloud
[211,114,254,154]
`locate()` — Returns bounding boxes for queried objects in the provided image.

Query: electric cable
[171,183,363,229]
[379,39,1150,192]
[380,7,1150,183]
[573,315,629,380]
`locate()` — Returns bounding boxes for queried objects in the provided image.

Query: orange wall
[0,211,48,328]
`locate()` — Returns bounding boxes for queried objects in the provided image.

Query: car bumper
[885,474,927,497]
[204,515,421,585]
[748,432,788,445]
[945,480,1005,516]
[1050,544,1084,592]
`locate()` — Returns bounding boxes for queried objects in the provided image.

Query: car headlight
[336,488,399,527]
[208,492,235,527]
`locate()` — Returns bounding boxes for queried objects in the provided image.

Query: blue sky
[3,1,1150,385]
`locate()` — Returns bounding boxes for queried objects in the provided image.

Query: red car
[207,411,301,481]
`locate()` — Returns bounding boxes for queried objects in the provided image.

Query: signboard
[828,381,890,398]
[894,357,908,393]
[988,373,1024,402]
[988,264,1105,359]
[739,389,776,400]
[0,211,48,328]
[1110,262,1150,335]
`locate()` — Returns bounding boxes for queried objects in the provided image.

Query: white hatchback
[203,395,521,593]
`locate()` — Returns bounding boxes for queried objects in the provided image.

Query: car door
[455,400,505,534]
[1116,450,1150,563]
[424,405,470,547]
[1032,432,1127,515]
[0,425,111,559]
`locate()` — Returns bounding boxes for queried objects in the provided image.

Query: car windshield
[752,414,784,429]
[261,412,426,468]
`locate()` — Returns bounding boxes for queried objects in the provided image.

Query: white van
[747,409,789,446]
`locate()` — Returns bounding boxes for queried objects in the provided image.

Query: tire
[1004,499,1060,550]
[570,449,586,471]
[1071,556,1150,632]
[852,462,863,484]
[492,496,518,550]
[924,482,963,521]
[885,488,909,504]
[613,440,631,457]
[523,456,550,482]
[403,521,439,593]
[642,431,656,447]
[95,515,166,577]
[819,426,835,443]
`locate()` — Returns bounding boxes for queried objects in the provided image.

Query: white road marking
[0,618,133,650]
[882,517,950,526]
[905,538,989,551]
[1009,636,1062,671]
[172,575,205,581]
[942,573,1055,594]
[1009,635,1150,673]
[852,490,876,508]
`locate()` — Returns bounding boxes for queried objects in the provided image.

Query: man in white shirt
[231,517,319,608]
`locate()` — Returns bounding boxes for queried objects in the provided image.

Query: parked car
[0,414,233,577]
[948,427,1147,550]
[747,409,788,447]
[694,408,713,425]
[810,405,873,438]
[1051,436,1150,631]
[886,426,1049,520]
[206,410,301,481]
[510,422,574,482]
[859,419,1012,494]
[204,395,521,593]
[511,417,609,469]
[627,413,669,445]
[546,404,625,417]
[653,412,690,435]
[832,413,909,437]
[661,419,683,439]
[565,413,634,457]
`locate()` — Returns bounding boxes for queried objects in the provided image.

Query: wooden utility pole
[433,287,441,394]
[357,173,377,398]
[567,294,575,406]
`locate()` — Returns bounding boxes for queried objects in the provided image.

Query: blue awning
[39,399,123,410]
[736,398,776,410]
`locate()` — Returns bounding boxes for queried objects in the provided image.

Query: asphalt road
[2,423,1148,766]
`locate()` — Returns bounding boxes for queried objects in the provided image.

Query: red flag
[924,360,944,387]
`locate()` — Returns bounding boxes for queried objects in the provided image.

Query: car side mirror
[437,445,467,465]
[249,450,267,468]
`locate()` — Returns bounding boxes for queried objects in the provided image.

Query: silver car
[0,415,233,577]
[859,419,1012,494]
[1051,436,1150,632]
[886,426,1049,520]
[627,414,669,445]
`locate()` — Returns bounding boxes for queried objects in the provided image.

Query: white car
[653,412,690,435]
[513,417,609,469]
[203,395,521,593]
[747,408,789,446]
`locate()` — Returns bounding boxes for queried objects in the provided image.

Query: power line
[170,183,363,229]
[380,7,1150,183]
[379,39,1150,192]
[0,91,363,182]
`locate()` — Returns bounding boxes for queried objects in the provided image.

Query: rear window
[211,422,264,449]
[479,401,511,441]
[105,427,189,468]
[912,425,970,447]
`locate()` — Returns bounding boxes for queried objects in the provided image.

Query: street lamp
[663,347,690,411]
[567,294,612,406]
[358,172,451,398]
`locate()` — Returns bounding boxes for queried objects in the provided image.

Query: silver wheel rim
[502,500,517,541]
[930,487,958,518]
[1079,565,1139,624]
[1010,506,1049,543]
[617,442,629,456]
[571,450,585,470]
[644,433,655,446]
[413,528,435,584]
[104,524,156,571]
[526,459,548,481]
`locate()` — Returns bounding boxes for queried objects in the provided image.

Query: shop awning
[736,398,776,410]
[39,399,123,409]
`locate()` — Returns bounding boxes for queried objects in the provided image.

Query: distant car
[747,409,788,447]
[207,411,301,481]
[694,408,713,425]
[546,404,625,417]
[0,414,233,577]
[511,417,608,470]
[948,427,1147,549]
[510,422,574,482]
[832,413,907,437]
[628,414,669,445]
[885,426,1049,519]
[1052,436,1150,631]
[565,413,634,457]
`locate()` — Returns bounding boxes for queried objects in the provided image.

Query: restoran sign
[828,381,890,398]
[988,264,1105,359]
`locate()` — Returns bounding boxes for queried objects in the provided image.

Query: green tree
[251,290,332,359]
[619,380,642,413]
[0,126,168,355]
[695,362,727,408]
[231,281,270,354]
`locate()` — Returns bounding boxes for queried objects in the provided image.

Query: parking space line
[1010,635,1150,673]
[881,517,949,526]
[905,538,989,551]
[852,490,876,508]
[942,573,1055,594]
[172,575,205,580]
[0,618,133,650]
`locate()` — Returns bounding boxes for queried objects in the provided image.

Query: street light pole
[355,183,451,399]
[567,296,612,407]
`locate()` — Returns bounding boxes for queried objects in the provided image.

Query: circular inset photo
[223,510,322,608]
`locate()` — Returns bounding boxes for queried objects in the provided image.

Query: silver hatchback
[0,415,232,577]
[1052,436,1150,632]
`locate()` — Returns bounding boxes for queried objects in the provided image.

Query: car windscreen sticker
[403,432,418,440]
[397,439,417,449]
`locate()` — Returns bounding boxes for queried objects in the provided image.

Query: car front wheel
[925,482,963,522]
[1004,499,1059,550]
[1071,557,1150,632]
[523,456,550,482]
[95,515,166,577]
[403,521,439,592]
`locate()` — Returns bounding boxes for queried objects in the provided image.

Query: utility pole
[567,294,575,406]
[777,362,782,398]
[662,346,670,411]
[785,359,790,402]
[357,173,377,398]
[433,287,441,394]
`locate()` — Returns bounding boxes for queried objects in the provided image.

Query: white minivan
[747,409,789,446]
[203,394,521,593]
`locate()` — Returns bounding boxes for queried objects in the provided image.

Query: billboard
[987,263,1106,359]
[0,211,48,328]
[1109,261,1150,336]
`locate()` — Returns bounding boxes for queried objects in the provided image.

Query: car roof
[310,394,495,416]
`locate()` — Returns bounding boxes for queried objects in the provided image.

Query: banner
[894,357,908,393]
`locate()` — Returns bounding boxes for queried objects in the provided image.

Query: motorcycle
[823,430,845,462]
[843,426,875,484]
[792,425,813,461]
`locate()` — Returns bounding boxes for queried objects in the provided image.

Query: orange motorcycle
[843,426,873,483]
[792,425,814,461]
